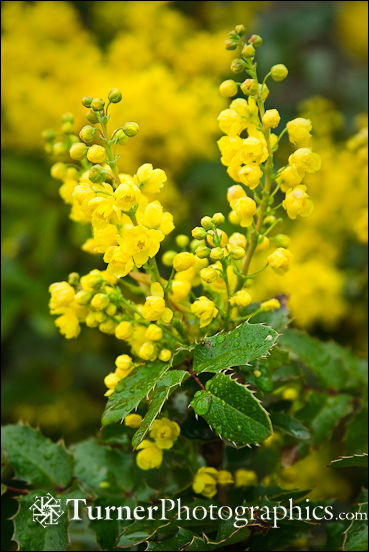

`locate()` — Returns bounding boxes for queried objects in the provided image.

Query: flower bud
[62,112,74,124]
[162,250,177,267]
[173,252,195,272]
[249,34,263,47]
[201,216,213,230]
[219,80,238,98]
[271,64,288,82]
[190,239,204,252]
[175,234,190,248]
[42,129,56,142]
[123,122,139,137]
[114,129,129,145]
[212,212,225,225]
[259,83,269,100]
[50,162,67,180]
[87,144,106,164]
[89,165,105,183]
[210,247,224,261]
[91,293,110,310]
[264,215,276,225]
[82,96,93,108]
[240,78,258,96]
[53,142,68,156]
[200,266,219,283]
[61,121,74,134]
[70,142,87,160]
[225,38,238,50]
[235,24,246,35]
[242,44,255,58]
[195,245,210,258]
[86,109,98,124]
[159,349,172,362]
[230,246,245,259]
[79,125,97,144]
[91,97,105,111]
[67,272,79,286]
[192,226,207,240]
[274,234,291,248]
[108,88,123,103]
[75,290,92,305]
[230,58,246,73]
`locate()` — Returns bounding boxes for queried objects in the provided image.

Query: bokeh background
[1,0,368,451]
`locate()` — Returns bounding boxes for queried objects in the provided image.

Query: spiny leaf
[343,501,368,551]
[1,424,73,489]
[132,370,188,448]
[190,373,272,447]
[330,454,368,469]
[102,360,169,426]
[193,321,279,375]
[310,395,353,444]
[271,412,310,440]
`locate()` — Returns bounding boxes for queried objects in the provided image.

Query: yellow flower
[136,440,163,470]
[104,372,120,396]
[124,414,143,428]
[262,109,280,129]
[200,266,219,284]
[170,280,191,302]
[192,467,218,498]
[115,354,132,372]
[289,148,321,174]
[227,184,246,203]
[238,164,263,189]
[241,136,268,165]
[87,144,106,164]
[137,201,174,235]
[49,282,75,313]
[235,469,258,487]
[229,289,252,308]
[139,341,158,361]
[217,136,243,166]
[268,248,293,274]
[217,109,244,136]
[287,118,312,146]
[145,324,163,341]
[114,179,140,211]
[104,246,134,278]
[55,310,80,339]
[135,163,167,194]
[158,349,172,362]
[217,470,234,485]
[191,296,219,327]
[219,79,238,97]
[276,165,304,192]
[228,232,247,250]
[283,185,314,219]
[142,296,166,322]
[260,298,281,312]
[173,252,195,272]
[120,225,164,267]
[150,417,180,449]
[115,321,133,340]
[230,196,257,227]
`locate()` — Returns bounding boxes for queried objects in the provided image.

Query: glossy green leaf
[343,502,368,551]
[271,412,310,440]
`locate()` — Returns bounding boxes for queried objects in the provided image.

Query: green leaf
[190,373,272,447]
[343,502,368,551]
[1,424,73,489]
[12,491,69,551]
[310,395,353,444]
[132,370,188,448]
[330,454,368,468]
[117,517,173,548]
[271,412,310,440]
[146,528,196,551]
[102,360,169,426]
[71,438,134,492]
[279,329,368,391]
[193,321,279,375]
[345,406,368,455]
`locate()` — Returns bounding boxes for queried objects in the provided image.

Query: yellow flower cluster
[135,417,180,470]
[192,466,258,498]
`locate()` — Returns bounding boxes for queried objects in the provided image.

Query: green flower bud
[175,234,190,249]
[264,215,277,225]
[70,142,88,160]
[68,272,80,286]
[210,247,224,261]
[53,141,68,156]
[242,44,255,58]
[219,80,238,98]
[86,109,98,124]
[82,96,93,108]
[195,245,210,259]
[122,122,139,137]
[249,34,263,48]
[201,216,213,230]
[75,290,92,305]
[89,165,105,183]
[235,24,246,35]
[91,98,105,111]
[271,64,288,82]
[99,320,116,334]
[225,38,238,50]
[253,369,262,378]
[42,129,56,142]
[192,226,207,240]
[108,88,123,103]
[61,121,74,134]
[62,112,74,123]
[79,125,97,144]
[230,58,246,73]
[212,212,225,225]
[162,250,177,267]
[274,234,291,248]
[240,78,258,96]
[190,239,204,253]
[114,129,129,145]
[230,246,245,260]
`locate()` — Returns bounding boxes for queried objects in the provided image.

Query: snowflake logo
[29,493,64,528]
